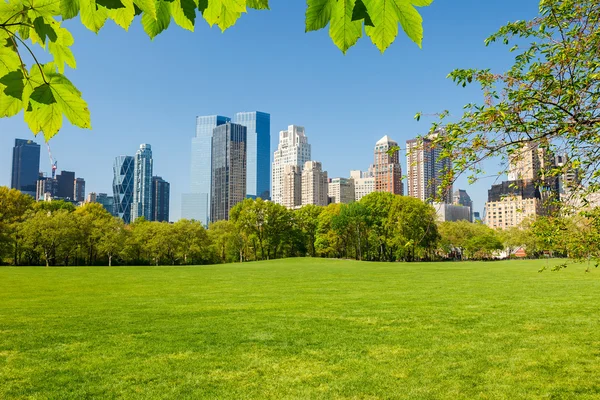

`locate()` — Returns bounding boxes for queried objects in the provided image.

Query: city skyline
[0,1,539,219]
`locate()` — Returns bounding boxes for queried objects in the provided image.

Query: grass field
[1,259,599,399]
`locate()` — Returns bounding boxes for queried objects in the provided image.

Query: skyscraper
[507,142,549,181]
[11,139,40,197]
[281,164,302,209]
[152,176,170,222]
[350,169,375,201]
[74,177,86,202]
[329,177,355,204]
[453,189,473,222]
[113,155,135,223]
[374,136,403,195]
[406,132,452,203]
[182,115,231,225]
[234,111,271,199]
[56,171,75,199]
[96,193,116,216]
[211,123,247,222]
[272,125,311,205]
[131,144,153,222]
[302,161,328,206]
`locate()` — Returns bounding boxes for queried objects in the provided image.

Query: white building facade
[302,161,328,206]
[272,125,311,206]
[350,169,375,201]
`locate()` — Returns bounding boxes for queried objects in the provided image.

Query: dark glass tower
[113,155,135,223]
[211,123,247,222]
[152,176,170,222]
[234,112,271,199]
[11,139,41,197]
[56,171,75,199]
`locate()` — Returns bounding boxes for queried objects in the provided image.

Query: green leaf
[0,69,25,117]
[396,0,424,48]
[247,0,268,10]
[97,0,125,9]
[363,0,399,52]
[48,26,76,73]
[80,0,109,32]
[141,0,171,38]
[107,0,136,29]
[171,0,196,31]
[330,0,362,53]
[305,0,333,32]
[0,46,21,76]
[60,0,80,20]
[197,0,207,13]
[202,0,246,31]
[134,0,157,19]
[50,74,91,129]
[30,16,58,47]
[351,0,373,27]
[410,0,433,6]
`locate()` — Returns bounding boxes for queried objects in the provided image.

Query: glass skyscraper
[211,123,247,222]
[131,144,153,222]
[152,176,170,222]
[11,138,40,197]
[113,155,134,223]
[182,115,230,226]
[234,112,271,199]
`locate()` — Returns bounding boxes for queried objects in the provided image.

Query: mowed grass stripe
[1,259,599,399]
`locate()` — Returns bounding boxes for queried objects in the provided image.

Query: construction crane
[46,143,57,179]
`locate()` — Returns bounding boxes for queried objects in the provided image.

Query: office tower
[272,125,311,205]
[329,178,355,204]
[406,132,452,203]
[182,115,231,225]
[507,142,551,181]
[56,171,75,199]
[433,203,472,222]
[211,123,247,222]
[554,154,580,197]
[131,144,153,222]
[96,193,116,216]
[113,155,135,223]
[374,136,403,196]
[74,178,85,202]
[485,181,542,229]
[152,176,170,222]
[453,189,473,222]
[350,169,375,201]
[302,161,328,206]
[36,176,57,201]
[234,111,271,199]
[11,139,41,197]
[86,192,97,203]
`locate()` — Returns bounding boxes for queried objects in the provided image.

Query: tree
[0,0,433,140]
[359,192,397,261]
[74,202,114,265]
[294,205,323,257]
[208,220,242,263]
[0,187,34,265]
[97,217,127,266]
[315,203,343,258]
[428,0,600,203]
[173,219,210,265]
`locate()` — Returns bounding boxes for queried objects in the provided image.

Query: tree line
[2,186,599,266]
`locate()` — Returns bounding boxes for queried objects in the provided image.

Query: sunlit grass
[1,259,599,399]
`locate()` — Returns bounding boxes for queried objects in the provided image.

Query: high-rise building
[302,161,328,206]
[374,136,403,196]
[11,139,41,197]
[281,164,302,209]
[406,132,452,203]
[36,176,57,201]
[86,192,97,203]
[350,169,375,201]
[328,177,355,204]
[554,154,581,197]
[74,177,86,202]
[152,176,170,222]
[96,193,116,216]
[507,142,551,181]
[131,144,153,223]
[453,189,473,222]
[484,180,542,229]
[56,171,75,199]
[113,155,135,223]
[211,123,247,222]
[433,203,472,222]
[182,115,231,225]
[234,111,271,199]
[272,125,311,205]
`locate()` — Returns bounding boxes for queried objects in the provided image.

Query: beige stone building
[350,169,375,201]
[484,181,542,229]
[406,131,452,203]
[302,161,328,206]
[281,164,302,209]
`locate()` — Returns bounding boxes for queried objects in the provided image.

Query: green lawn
[1,259,599,399]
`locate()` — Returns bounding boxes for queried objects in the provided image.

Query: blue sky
[0,1,540,220]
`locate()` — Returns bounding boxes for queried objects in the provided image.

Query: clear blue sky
[0,1,540,220]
